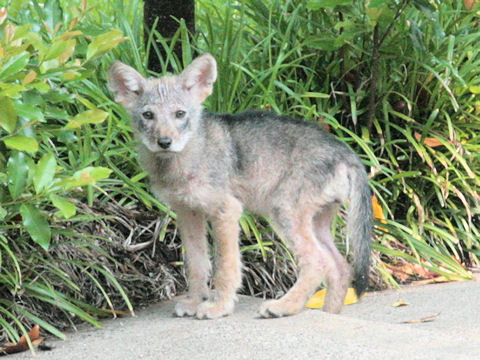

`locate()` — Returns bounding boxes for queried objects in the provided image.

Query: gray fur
[108,54,372,319]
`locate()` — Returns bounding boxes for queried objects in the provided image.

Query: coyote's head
[108,54,217,153]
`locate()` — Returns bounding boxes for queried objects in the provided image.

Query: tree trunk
[144,0,195,74]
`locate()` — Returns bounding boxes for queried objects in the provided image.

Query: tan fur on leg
[196,196,243,319]
[259,209,335,318]
[173,206,210,317]
[313,209,351,314]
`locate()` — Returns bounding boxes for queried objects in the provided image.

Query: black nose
[157,137,172,149]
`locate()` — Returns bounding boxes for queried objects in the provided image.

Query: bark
[144,0,195,73]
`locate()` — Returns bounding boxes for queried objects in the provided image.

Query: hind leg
[313,207,351,314]
[259,207,336,318]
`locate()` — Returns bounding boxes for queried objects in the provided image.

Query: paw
[174,297,204,317]
[323,278,349,314]
[323,289,347,314]
[322,300,343,314]
[258,299,304,318]
[195,300,234,320]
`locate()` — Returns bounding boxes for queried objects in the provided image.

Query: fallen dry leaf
[305,287,360,309]
[391,299,410,307]
[411,275,453,286]
[413,132,444,147]
[0,324,44,356]
[464,0,479,10]
[320,122,331,133]
[94,308,132,316]
[385,261,438,283]
[400,312,441,324]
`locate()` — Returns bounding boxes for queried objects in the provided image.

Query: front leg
[173,206,210,317]
[196,196,243,319]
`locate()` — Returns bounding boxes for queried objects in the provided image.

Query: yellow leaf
[306,289,326,308]
[371,195,384,221]
[4,24,15,43]
[372,195,388,232]
[392,299,409,307]
[22,70,37,85]
[58,39,76,64]
[305,288,360,309]
[56,30,83,42]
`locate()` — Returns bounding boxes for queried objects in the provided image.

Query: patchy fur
[109,54,372,319]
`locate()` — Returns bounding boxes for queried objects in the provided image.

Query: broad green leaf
[54,176,86,190]
[307,0,352,10]
[7,152,29,199]
[43,0,63,32]
[0,206,6,220]
[64,109,108,129]
[41,39,71,62]
[33,153,56,194]
[0,52,30,80]
[29,81,50,93]
[469,85,480,94]
[5,0,25,17]
[77,166,112,181]
[3,136,38,153]
[0,96,17,133]
[86,29,128,61]
[0,83,27,97]
[24,32,45,53]
[49,194,76,219]
[15,102,45,122]
[368,0,389,7]
[366,6,394,24]
[12,24,32,41]
[412,0,436,16]
[17,116,35,139]
[20,204,51,250]
[366,7,383,21]
[56,166,112,189]
[39,59,60,74]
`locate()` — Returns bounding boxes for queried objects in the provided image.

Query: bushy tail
[347,167,373,297]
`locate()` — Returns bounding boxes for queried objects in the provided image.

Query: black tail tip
[353,274,368,298]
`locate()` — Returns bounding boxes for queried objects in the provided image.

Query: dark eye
[175,110,186,119]
[142,111,154,120]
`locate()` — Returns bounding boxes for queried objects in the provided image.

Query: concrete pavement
[11,275,480,359]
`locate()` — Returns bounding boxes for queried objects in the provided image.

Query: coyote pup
[108,54,372,319]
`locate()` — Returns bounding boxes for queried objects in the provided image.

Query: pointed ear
[180,53,217,103]
[108,61,145,109]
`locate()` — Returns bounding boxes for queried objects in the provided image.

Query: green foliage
[0,0,132,347]
[0,4,117,247]
[193,0,479,279]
